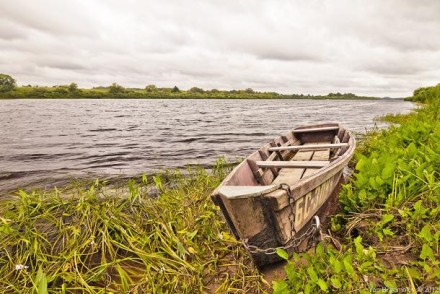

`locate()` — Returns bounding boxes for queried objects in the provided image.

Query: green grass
[274,85,440,293]
[1,84,439,293]
[0,162,268,293]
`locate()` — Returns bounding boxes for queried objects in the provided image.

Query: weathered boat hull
[211,123,355,267]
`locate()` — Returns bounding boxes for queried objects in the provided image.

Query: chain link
[243,216,320,255]
[242,183,322,256]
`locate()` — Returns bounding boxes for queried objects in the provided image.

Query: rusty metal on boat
[211,123,355,267]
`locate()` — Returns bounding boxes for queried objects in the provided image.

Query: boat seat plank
[291,150,314,161]
[218,185,279,199]
[272,149,313,185]
[256,161,329,169]
[293,126,339,133]
[302,149,331,179]
[273,142,332,185]
[272,168,304,185]
[268,143,348,152]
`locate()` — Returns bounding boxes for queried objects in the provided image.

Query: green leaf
[381,214,394,225]
[186,230,198,240]
[0,223,13,234]
[36,267,48,294]
[38,275,48,294]
[369,177,377,189]
[360,261,373,271]
[406,142,417,157]
[381,162,395,179]
[355,157,366,170]
[406,267,421,280]
[115,264,132,291]
[317,279,328,292]
[343,257,355,276]
[384,279,397,290]
[420,244,435,260]
[398,209,408,217]
[315,242,324,256]
[375,175,384,185]
[354,236,364,256]
[273,280,289,294]
[333,259,343,273]
[175,239,186,256]
[331,277,342,289]
[382,228,394,237]
[414,200,426,216]
[418,225,433,242]
[307,266,318,282]
[153,175,163,191]
[358,189,367,202]
[285,263,295,281]
[304,282,311,294]
[276,248,289,260]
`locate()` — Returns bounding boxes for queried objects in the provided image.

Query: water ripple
[0,99,414,192]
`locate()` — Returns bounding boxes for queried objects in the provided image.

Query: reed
[0,161,268,293]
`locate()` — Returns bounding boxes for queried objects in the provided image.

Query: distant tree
[210,89,220,93]
[245,88,255,94]
[0,74,16,92]
[68,82,78,92]
[109,83,125,94]
[145,84,157,92]
[54,86,68,95]
[189,87,204,94]
[171,86,180,93]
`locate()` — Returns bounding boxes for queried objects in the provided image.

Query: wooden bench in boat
[272,142,331,186]
[293,126,339,133]
[255,160,328,169]
[268,143,348,152]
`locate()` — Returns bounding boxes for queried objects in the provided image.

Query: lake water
[0,99,414,193]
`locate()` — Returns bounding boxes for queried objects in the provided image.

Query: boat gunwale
[212,123,355,205]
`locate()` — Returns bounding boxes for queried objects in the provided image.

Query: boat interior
[217,123,351,199]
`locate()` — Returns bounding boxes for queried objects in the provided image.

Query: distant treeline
[406,83,440,103]
[0,73,379,100]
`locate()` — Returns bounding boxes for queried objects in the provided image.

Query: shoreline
[0,96,385,100]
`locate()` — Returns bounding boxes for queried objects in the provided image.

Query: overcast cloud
[1,0,439,97]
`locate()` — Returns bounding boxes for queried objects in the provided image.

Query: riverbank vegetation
[0,163,268,293]
[0,73,379,100]
[0,83,437,293]
[274,84,440,292]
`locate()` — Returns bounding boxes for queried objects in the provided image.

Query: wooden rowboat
[211,123,355,267]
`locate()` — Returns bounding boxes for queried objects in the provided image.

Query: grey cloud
[0,1,99,38]
[361,63,424,76]
[42,61,89,71]
[0,19,28,41]
[255,50,321,62]
[1,0,440,97]
[325,0,440,53]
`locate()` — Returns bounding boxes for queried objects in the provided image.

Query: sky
[0,0,439,97]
